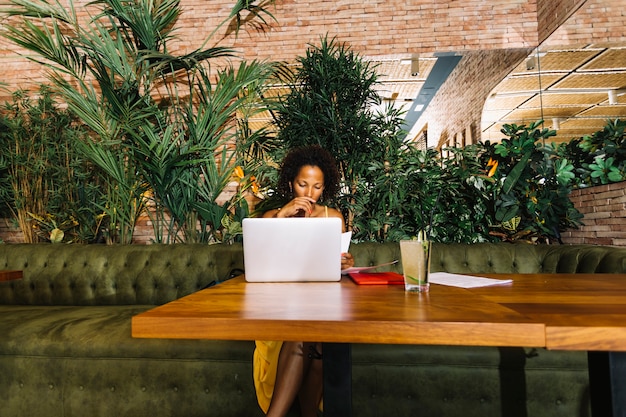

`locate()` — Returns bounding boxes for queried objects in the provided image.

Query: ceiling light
[410,54,419,76]
[609,90,618,105]
[400,55,419,76]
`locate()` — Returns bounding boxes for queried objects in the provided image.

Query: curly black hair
[276,145,341,202]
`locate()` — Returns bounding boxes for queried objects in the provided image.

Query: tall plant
[260,35,406,227]
[0,87,104,243]
[2,0,277,243]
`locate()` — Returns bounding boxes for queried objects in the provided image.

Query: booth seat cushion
[0,305,252,360]
[0,304,261,417]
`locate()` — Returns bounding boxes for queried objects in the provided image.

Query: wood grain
[0,270,22,281]
[468,273,626,351]
[133,273,626,351]
[132,275,545,347]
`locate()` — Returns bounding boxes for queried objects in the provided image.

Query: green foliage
[257,35,406,228]
[560,119,626,186]
[0,87,105,243]
[2,0,277,244]
[483,121,583,242]
[352,146,445,242]
[246,37,582,244]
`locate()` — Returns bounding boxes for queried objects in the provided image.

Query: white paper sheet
[341,231,352,253]
[429,272,512,288]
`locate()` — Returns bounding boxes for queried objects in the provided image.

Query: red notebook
[349,271,404,285]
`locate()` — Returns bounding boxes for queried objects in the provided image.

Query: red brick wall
[0,219,22,244]
[421,48,533,149]
[536,0,588,43]
[561,181,626,246]
[543,0,626,47]
[0,0,583,105]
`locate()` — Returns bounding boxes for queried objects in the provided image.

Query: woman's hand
[341,252,354,270]
[276,197,316,218]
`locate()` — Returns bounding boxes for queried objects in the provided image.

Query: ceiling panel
[373,81,425,101]
[560,118,608,129]
[579,104,626,118]
[523,92,608,107]
[580,49,626,71]
[534,50,602,72]
[550,72,626,90]
[483,43,626,144]
[503,107,590,121]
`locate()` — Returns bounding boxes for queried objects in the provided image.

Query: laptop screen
[242,217,343,282]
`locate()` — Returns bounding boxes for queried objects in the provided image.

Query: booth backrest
[0,244,244,306]
[1,242,625,306]
[350,242,626,275]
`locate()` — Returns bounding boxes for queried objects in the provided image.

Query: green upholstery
[352,241,626,274]
[0,244,244,306]
[1,242,625,417]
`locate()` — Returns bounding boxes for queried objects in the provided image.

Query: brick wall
[0,0,583,105]
[561,181,626,246]
[536,0,588,43]
[420,48,533,149]
[0,219,22,244]
[543,0,626,47]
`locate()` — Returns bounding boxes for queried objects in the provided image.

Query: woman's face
[292,165,325,202]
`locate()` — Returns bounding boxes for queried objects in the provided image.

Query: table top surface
[474,273,626,351]
[132,273,626,351]
[0,270,22,281]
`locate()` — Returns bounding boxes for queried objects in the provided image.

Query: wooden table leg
[588,351,626,417]
[322,342,352,417]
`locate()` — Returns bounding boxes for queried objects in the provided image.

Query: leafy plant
[0,87,105,243]
[2,0,277,243]
[483,121,583,242]
[560,119,626,186]
[28,212,79,243]
[351,121,584,244]
[254,35,406,228]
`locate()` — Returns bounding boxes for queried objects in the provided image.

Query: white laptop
[242,217,343,282]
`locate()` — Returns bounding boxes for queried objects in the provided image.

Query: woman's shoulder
[324,206,343,218]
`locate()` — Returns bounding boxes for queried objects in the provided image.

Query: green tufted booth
[1,242,625,417]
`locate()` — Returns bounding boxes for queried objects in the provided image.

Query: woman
[253,145,354,417]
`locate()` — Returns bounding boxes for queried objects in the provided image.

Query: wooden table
[132,273,626,417]
[0,270,22,281]
[470,273,626,417]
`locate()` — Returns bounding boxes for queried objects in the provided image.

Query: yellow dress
[253,340,283,413]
